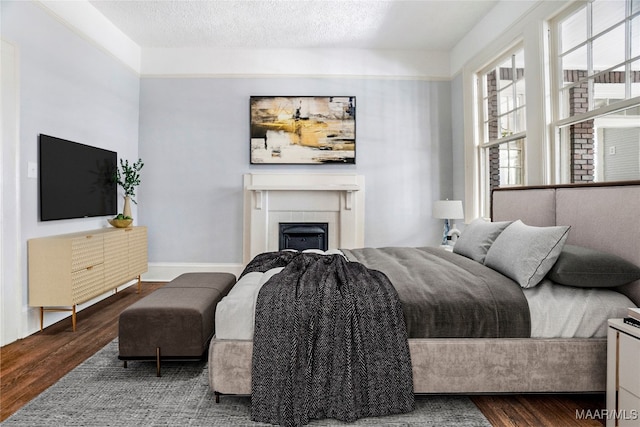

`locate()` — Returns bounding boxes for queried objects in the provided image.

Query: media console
[28,226,147,331]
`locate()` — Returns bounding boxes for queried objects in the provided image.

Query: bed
[208,181,640,402]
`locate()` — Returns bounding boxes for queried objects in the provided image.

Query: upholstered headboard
[491,181,640,306]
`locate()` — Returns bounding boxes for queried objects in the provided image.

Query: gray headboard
[491,181,640,306]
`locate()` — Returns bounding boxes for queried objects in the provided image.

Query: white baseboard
[143,262,244,282]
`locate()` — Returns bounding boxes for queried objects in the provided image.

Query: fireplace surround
[243,173,365,263]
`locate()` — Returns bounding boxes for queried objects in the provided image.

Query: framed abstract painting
[250,96,356,164]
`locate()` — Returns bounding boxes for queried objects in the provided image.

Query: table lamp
[432,200,464,246]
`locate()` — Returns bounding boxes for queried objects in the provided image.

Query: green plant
[114,158,144,204]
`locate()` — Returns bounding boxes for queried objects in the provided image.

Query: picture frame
[250,96,356,164]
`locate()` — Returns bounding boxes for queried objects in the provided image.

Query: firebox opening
[279,222,329,252]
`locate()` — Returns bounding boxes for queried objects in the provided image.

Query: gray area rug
[3,340,492,426]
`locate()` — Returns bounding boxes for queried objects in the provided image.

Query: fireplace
[243,173,365,263]
[279,223,328,251]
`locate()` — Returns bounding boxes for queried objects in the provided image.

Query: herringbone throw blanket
[246,251,415,427]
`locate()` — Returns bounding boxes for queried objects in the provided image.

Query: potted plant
[113,158,144,222]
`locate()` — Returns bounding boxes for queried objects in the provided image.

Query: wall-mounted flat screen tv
[39,134,117,221]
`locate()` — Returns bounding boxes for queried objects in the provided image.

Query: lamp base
[441,219,450,246]
[447,227,461,243]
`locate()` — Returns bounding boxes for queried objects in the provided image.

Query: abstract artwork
[250,96,356,164]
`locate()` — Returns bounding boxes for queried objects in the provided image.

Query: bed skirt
[208,337,606,396]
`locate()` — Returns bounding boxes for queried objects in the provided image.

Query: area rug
[2,340,492,426]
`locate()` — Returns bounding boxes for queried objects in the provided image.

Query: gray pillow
[484,220,570,288]
[548,245,640,288]
[453,218,513,263]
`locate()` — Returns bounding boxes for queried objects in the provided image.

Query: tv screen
[39,134,117,221]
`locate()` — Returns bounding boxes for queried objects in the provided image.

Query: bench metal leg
[156,347,161,377]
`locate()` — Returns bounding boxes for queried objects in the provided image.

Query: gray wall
[1,0,140,339]
[450,73,466,202]
[1,0,455,342]
[139,78,453,263]
[2,0,141,237]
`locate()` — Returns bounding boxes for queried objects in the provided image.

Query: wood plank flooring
[0,282,164,421]
[1,282,606,426]
[471,394,605,426]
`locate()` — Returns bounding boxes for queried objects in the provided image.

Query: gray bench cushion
[163,272,236,292]
[119,272,236,359]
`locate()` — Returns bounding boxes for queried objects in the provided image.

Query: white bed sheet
[215,269,636,340]
[215,267,283,340]
[523,279,633,338]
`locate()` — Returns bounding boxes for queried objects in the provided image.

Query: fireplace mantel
[243,173,365,263]
[247,182,361,210]
[246,184,361,191]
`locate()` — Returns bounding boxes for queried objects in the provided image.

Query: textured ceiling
[88,0,498,50]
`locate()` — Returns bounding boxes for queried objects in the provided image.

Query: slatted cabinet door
[29,232,104,307]
[70,234,105,304]
[127,227,148,278]
[103,229,130,291]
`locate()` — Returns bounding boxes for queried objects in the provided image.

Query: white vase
[123,195,132,218]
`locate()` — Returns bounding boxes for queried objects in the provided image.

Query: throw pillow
[484,220,570,288]
[453,218,513,263]
[548,245,640,288]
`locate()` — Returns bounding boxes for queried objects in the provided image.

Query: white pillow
[484,220,570,288]
[453,218,513,263]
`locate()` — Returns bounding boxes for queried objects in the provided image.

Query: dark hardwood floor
[1,282,606,426]
[0,282,164,421]
[471,394,605,426]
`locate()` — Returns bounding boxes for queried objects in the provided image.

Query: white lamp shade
[432,200,464,219]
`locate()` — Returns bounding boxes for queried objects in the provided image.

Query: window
[476,47,526,215]
[552,0,640,183]
[556,104,640,182]
[464,0,638,220]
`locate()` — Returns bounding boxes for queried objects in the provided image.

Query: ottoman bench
[118,272,236,376]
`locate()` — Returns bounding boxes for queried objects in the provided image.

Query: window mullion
[554,96,640,128]
[512,55,519,133]
[625,0,632,98]
[480,131,527,149]
[587,1,594,111]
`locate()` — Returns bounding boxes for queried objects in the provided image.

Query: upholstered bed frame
[209,181,640,396]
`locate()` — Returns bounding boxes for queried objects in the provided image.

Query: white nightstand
[607,319,640,427]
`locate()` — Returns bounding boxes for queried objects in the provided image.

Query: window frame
[549,0,640,183]
[475,44,527,217]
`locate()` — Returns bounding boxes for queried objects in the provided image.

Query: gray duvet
[342,247,531,338]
